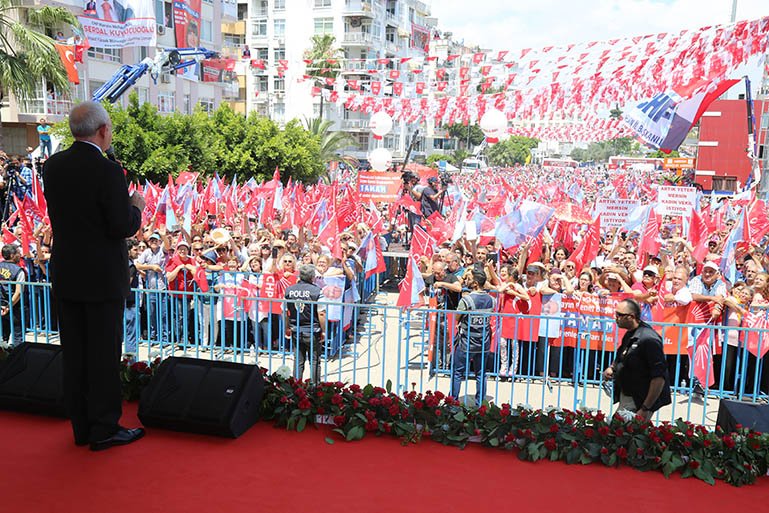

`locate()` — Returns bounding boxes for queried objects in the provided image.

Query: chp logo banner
[594,198,641,228]
[657,186,697,217]
[174,0,202,48]
[358,171,402,202]
[79,0,156,49]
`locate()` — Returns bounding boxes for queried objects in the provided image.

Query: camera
[401,170,418,186]
[439,172,453,188]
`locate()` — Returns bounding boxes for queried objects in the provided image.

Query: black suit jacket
[43,141,141,301]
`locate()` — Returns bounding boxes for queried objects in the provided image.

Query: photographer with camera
[603,299,671,422]
[403,172,446,220]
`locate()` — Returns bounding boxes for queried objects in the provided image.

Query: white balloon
[368,147,392,171]
[479,109,507,143]
[370,111,393,138]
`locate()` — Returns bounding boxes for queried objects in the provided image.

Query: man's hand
[635,409,653,422]
[130,192,146,212]
[603,367,614,381]
[0,306,8,316]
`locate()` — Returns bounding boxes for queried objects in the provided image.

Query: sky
[434,0,768,53]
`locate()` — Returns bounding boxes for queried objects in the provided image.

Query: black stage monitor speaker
[138,357,265,438]
[716,400,769,434]
[0,343,66,417]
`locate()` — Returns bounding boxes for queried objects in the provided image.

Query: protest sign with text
[657,186,697,217]
[595,198,641,228]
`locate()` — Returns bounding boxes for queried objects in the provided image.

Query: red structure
[695,99,768,191]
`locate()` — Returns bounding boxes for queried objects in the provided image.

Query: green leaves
[486,136,540,167]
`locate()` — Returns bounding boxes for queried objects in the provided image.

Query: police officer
[449,269,496,405]
[0,244,25,347]
[284,264,326,382]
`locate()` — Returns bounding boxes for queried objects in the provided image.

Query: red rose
[381,396,393,407]
[504,433,516,443]
[369,398,380,407]
[689,460,700,469]
[478,405,487,416]
[703,439,712,447]
[685,429,694,437]
[584,428,595,438]
[364,410,376,421]
[298,398,311,410]
[331,395,343,406]
[434,391,445,400]
[388,405,399,416]
[614,428,624,437]
[595,412,606,422]
[474,429,481,436]
[616,447,628,459]
[434,409,442,417]
[723,436,736,449]
[549,424,559,433]
[316,406,326,415]
[600,447,609,455]
[570,440,579,448]
[384,422,392,433]
[352,400,359,409]
[683,441,692,448]
[636,448,644,456]
[335,381,345,389]
[661,430,674,442]
[544,438,557,451]
[415,401,424,409]
[598,426,610,437]
[333,415,345,427]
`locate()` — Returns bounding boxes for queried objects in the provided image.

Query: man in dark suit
[44,101,146,451]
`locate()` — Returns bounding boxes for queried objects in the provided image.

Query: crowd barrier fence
[1,277,768,428]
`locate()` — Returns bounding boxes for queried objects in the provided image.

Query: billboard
[201,58,237,82]
[79,0,157,48]
[174,0,202,48]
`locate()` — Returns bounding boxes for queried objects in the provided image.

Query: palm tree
[0,1,77,149]
[304,117,356,179]
[303,34,342,119]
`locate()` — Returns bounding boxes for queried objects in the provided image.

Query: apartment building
[239,0,436,162]
[1,0,236,155]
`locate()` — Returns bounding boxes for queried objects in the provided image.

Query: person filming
[44,101,146,451]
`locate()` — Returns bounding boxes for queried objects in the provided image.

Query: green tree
[648,149,680,158]
[304,117,355,171]
[609,104,623,120]
[54,92,325,184]
[303,34,342,119]
[445,123,485,150]
[449,149,471,168]
[486,136,539,167]
[0,1,77,148]
[426,153,446,167]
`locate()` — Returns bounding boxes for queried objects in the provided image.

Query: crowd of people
[0,146,768,403]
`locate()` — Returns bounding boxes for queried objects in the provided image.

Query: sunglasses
[615,312,634,319]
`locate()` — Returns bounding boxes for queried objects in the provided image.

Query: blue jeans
[450,347,488,405]
[124,304,138,354]
[39,139,52,157]
[146,293,167,343]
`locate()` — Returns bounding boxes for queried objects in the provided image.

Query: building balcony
[384,40,397,53]
[341,119,370,131]
[342,31,375,45]
[385,11,399,25]
[343,0,374,17]
[221,20,246,35]
[19,96,73,119]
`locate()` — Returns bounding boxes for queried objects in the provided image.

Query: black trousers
[57,299,124,444]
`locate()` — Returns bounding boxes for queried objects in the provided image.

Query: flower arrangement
[261,368,769,487]
[120,354,161,401]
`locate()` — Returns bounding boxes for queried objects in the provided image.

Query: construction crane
[91,47,218,103]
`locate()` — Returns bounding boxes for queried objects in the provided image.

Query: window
[273,77,285,92]
[198,98,215,114]
[201,20,213,42]
[385,27,396,43]
[223,33,245,47]
[255,47,269,60]
[255,76,268,93]
[314,0,331,7]
[88,80,106,99]
[273,103,285,122]
[274,0,285,9]
[139,46,149,60]
[137,87,149,105]
[254,0,268,16]
[158,92,175,113]
[237,3,247,20]
[312,102,321,118]
[252,19,267,37]
[155,1,173,27]
[762,112,769,129]
[87,47,121,63]
[274,19,285,37]
[183,94,191,114]
[273,46,285,62]
[314,17,333,34]
[357,133,370,150]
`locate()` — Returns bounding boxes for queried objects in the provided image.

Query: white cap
[642,265,658,277]
[703,261,720,271]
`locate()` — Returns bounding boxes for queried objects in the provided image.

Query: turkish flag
[371,81,382,95]
[54,43,79,84]
[392,82,403,96]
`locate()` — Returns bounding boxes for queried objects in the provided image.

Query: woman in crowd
[494,264,530,381]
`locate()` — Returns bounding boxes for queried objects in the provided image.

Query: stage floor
[0,402,765,512]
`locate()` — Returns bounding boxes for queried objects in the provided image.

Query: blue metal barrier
[3,277,768,427]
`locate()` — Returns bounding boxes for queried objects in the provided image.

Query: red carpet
[0,403,765,513]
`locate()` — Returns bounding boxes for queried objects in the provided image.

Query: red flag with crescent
[54,43,79,84]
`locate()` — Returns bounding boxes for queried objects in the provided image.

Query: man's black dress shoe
[90,428,145,452]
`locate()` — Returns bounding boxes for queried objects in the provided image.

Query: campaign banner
[78,0,156,49]
[657,186,697,217]
[358,171,402,202]
[663,157,695,169]
[594,198,641,228]
[201,58,237,82]
[561,294,624,350]
[174,0,202,48]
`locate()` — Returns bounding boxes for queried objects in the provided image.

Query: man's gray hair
[69,101,111,138]
[299,264,316,283]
